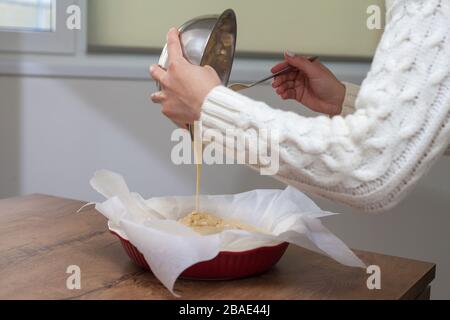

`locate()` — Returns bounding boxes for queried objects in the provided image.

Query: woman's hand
[272,52,346,116]
[150,28,221,128]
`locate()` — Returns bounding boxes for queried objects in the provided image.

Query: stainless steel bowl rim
[158,9,237,89]
[179,9,237,86]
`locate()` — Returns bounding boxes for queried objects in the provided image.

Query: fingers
[275,86,286,95]
[284,51,321,78]
[271,61,289,74]
[166,27,183,64]
[150,91,167,104]
[149,64,168,103]
[150,64,167,84]
[280,89,296,100]
[272,71,298,88]
[275,81,292,94]
[272,74,286,87]
[281,80,296,91]
[275,76,306,101]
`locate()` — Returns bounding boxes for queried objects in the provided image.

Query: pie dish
[110,227,289,280]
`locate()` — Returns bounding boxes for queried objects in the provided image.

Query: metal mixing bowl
[158,9,237,87]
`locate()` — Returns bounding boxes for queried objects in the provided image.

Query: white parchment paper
[89,170,365,296]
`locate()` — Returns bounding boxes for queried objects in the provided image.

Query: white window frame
[0,0,77,54]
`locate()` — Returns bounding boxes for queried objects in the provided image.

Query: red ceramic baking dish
[110,230,289,280]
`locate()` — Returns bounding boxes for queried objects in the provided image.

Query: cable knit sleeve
[201,0,450,212]
[340,82,360,116]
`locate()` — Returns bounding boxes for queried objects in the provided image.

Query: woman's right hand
[272,51,346,116]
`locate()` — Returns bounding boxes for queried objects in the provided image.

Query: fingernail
[286,50,296,57]
[150,65,155,73]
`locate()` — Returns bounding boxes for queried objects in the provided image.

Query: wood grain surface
[0,194,435,300]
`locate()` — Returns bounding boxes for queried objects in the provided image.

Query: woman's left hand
[150,28,221,128]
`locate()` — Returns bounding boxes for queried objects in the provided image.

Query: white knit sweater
[200,0,450,212]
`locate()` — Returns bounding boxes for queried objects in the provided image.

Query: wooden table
[0,194,435,300]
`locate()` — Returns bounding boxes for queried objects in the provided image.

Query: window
[0,0,76,54]
[88,0,385,59]
[0,0,55,32]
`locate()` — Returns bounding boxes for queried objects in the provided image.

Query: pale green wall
[88,0,385,58]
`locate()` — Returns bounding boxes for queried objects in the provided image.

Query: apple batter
[179,211,267,236]
[186,124,266,235]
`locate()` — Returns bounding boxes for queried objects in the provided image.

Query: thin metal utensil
[188,56,319,139]
[228,56,319,92]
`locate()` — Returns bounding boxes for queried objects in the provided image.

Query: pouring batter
[150,0,450,213]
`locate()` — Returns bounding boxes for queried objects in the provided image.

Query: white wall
[1,73,449,299]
